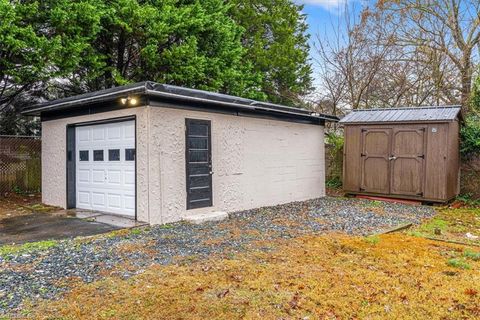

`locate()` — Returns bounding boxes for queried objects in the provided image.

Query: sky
[298,0,369,87]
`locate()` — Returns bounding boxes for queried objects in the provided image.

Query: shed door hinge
[418,155,425,159]
[359,187,365,192]
[417,192,423,196]
[361,153,366,157]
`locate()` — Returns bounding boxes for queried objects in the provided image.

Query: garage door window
[109,149,120,161]
[79,150,89,161]
[93,150,104,161]
[125,148,135,161]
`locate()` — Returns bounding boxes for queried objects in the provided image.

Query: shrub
[325,132,344,189]
[460,115,480,159]
[326,132,344,152]
[326,176,342,189]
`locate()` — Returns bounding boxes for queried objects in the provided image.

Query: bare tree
[313,4,425,112]
[377,0,480,111]
[313,5,388,112]
[314,0,479,115]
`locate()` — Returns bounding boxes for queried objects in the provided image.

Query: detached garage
[340,106,462,203]
[23,82,338,224]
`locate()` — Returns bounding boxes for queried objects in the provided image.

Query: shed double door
[360,127,426,196]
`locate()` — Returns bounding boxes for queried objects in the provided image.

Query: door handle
[388,156,397,160]
[209,171,214,175]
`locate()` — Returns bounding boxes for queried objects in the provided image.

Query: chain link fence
[0,135,41,195]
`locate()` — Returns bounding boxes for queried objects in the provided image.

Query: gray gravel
[0,196,435,314]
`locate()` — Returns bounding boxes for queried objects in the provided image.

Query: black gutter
[22,81,339,123]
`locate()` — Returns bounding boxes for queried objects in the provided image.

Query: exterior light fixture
[120,96,138,106]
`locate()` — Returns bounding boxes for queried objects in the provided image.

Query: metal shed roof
[339,106,462,124]
[21,81,339,123]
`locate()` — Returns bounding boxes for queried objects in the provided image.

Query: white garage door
[75,120,135,217]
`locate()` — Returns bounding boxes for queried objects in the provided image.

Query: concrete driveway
[0,210,146,245]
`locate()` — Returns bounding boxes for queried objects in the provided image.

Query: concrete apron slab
[65,209,148,228]
[0,210,147,245]
[184,211,229,224]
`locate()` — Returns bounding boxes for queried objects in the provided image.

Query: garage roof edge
[22,81,339,123]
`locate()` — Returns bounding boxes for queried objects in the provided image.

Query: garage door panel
[78,191,90,205]
[107,126,121,140]
[124,123,135,139]
[92,170,106,184]
[78,169,90,183]
[76,120,135,217]
[124,170,135,185]
[92,127,105,141]
[107,194,122,208]
[78,128,90,142]
[124,195,135,210]
[92,192,106,206]
[107,170,122,184]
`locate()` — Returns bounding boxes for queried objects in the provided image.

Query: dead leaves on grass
[29,234,480,320]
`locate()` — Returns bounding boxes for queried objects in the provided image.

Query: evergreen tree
[0,0,314,134]
[230,0,313,106]
[43,0,264,99]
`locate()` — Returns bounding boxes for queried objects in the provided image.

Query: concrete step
[184,211,228,224]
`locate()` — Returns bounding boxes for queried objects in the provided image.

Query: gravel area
[0,196,435,314]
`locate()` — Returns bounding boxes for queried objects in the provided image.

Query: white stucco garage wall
[147,106,325,224]
[41,105,325,224]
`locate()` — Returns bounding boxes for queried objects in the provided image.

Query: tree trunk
[461,66,472,114]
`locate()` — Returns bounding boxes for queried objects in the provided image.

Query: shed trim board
[66,116,137,218]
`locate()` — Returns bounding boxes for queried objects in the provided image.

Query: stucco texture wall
[41,105,325,224]
[148,107,325,224]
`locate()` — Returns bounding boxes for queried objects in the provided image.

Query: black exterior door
[185,119,213,209]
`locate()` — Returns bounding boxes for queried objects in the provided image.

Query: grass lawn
[0,193,58,220]
[408,207,480,246]
[26,232,480,319]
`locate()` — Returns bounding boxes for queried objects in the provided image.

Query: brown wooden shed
[340,106,462,203]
